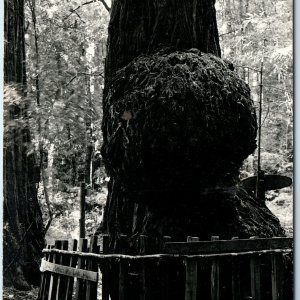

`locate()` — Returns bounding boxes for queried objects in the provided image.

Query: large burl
[100,49,285,250]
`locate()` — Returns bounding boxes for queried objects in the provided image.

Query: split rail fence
[38,235,292,300]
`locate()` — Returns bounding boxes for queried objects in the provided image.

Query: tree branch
[77,72,104,78]
[74,11,86,23]
[63,0,110,21]
[99,0,110,12]
[66,75,77,86]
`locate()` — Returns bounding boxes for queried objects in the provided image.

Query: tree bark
[104,0,221,92]
[100,2,286,297]
[4,0,26,84]
[4,0,45,289]
[100,0,285,243]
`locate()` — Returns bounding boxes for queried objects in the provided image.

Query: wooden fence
[38,235,292,300]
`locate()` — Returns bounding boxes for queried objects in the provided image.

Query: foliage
[25,0,109,187]
[216,0,293,233]
[40,185,107,244]
[217,0,293,175]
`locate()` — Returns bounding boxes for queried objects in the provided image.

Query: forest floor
[2,287,39,300]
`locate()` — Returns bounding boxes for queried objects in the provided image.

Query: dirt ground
[2,287,39,300]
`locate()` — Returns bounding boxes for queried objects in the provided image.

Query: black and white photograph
[3,0,294,299]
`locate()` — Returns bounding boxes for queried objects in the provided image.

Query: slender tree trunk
[85,75,94,185]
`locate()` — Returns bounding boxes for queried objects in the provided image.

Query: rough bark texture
[100,48,285,250]
[4,0,45,290]
[100,0,284,249]
[104,0,221,90]
[99,0,289,298]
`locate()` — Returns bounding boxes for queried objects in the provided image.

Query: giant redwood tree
[100,1,288,297]
[4,0,45,289]
[100,0,284,248]
[98,1,289,299]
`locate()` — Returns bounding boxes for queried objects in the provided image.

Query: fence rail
[38,235,293,300]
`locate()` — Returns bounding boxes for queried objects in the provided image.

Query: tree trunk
[4,0,45,290]
[85,74,94,185]
[104,0,221,91]
[101,0,285,244]
[100,1,286,297]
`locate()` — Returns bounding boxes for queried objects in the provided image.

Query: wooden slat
[118,235,128,300]
[48,240,62,300]
[211,236,220,300]
[231,238,240,300]
[85,236,99,299]
[271,253,283,300]
[164,237,293,254]
[118,259,126,300]
[38,245,51,300]
[65,239,78,300]
[231,257,241,300]
[56,240,69,300]
[139,235,147,300]
[185,237,199,300]
[101,234,110,300]
[74,238,88,300]
[40,259,98,282]
[161,236,171,300]
[43,245,55,300]
[250,255,261,300]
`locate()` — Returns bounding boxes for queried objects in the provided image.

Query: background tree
[4,0,45,289]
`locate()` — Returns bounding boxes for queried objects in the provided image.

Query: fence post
[79,182,86,238]
[38,244,52,300]
[86,236,99,300]
[211,236,220,300]
[271,253,283,300]
[48,240,62,300]
[231,237,241,300]
[139,235,148,300]
[185,236,199,300]
[65,239,78,300]
[56,240,69,300]
[118,235,127,300]
[250,237,261,300]
[161,236,172,300]
[102,234,110,300]
[74,238,88,300]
